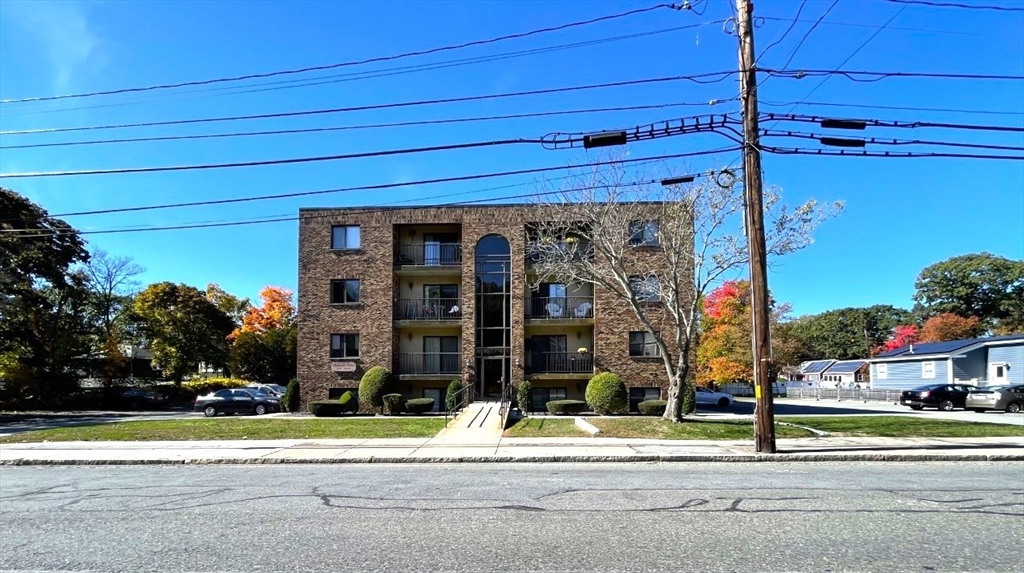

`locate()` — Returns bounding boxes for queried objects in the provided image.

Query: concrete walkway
[430,401,502,445]
[2,435,1021,465]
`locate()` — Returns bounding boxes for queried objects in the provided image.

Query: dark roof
[873,334,1024,358]
[824,360,867,374]
[800,360,834,374]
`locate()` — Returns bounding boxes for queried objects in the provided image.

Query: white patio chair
[544,303,563,318]
[574,302,592,318]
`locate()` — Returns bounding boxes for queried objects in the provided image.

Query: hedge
[308,401,350,417]
[405,397,435,414]
[359,366,393,413]
[382,393,403,416]
[445,379,463,411]
[282,378,300,412]
[338,390,358,413]
[585,372,627,415]
[517,380,532,413]
[638,400,667,416]
[546,399,588,415]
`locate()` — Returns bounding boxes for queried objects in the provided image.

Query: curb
[2,453,1022,466]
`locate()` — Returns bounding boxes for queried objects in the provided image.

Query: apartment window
[876,363,888,380]
[629,220,660,246]
[331,225,361,250]
[629,387,661,412]
[629,275,661,302]
[330,333,359,358]
[921,361,935,379]
[330,280,360,304]
[629,331,661,357]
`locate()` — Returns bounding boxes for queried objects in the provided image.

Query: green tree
[206,283,251,328]
[788,305,913,360]
[229,325,297,385]
[913,253,1024,333]
[132,282,235,382]
[0,188,92,402]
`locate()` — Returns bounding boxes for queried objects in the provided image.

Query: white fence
[718,383,788,397]
[785,387,902,403]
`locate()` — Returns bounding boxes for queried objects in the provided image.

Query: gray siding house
[820,360,868,388]
[788,360,835,384]
[868,334,1024,390]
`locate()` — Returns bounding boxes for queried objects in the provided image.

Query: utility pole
[736,0,776,453]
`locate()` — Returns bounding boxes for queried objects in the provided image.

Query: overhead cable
[884,0,1024,11]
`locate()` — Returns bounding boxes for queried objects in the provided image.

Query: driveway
[704,398,1024,426]
[0,409,196,436]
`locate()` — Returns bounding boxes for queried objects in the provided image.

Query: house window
[331,225,360,250]
[629,331,661,357]
[922,361,935,379]
[876,363,888,380]
[330,280,360,304]
[629,387,660,412]
[629,275,661,302]
[629,220,660,246]
[531,387,567,412]
[330,333,359,358]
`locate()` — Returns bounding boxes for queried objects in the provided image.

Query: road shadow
[779,443,1024,454]
[0,410,193,435]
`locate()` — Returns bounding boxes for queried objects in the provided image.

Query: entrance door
[989,363,1009,384]
[480,357,505,398]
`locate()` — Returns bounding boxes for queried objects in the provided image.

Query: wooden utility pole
[736,0,776,453]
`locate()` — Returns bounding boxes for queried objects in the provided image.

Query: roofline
[870,337,1023,361]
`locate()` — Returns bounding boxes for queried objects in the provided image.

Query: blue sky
[1,0,1022,317]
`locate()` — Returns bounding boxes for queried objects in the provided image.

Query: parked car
[245,384,287,397]
[194,388,280,417]
[966,385,1024,413]
[900,384,979,411]
[695,387,734,407]
[118,387,169,409]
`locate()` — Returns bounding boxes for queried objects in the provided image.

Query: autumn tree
[875,324,919,354]
[239,286,296,334]
[526,161,842,421]
[132,282,235,382]
[229,286,298,384]
[918,313,983,343]
[913,253,1024,333]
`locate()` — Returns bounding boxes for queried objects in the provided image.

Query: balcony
[395,243,462,267]
[397,352,462,377]
[525,296,594,321]
[395,299,463,326]
[524,352,594,376]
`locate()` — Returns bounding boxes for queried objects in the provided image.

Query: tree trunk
[663,374,684,422]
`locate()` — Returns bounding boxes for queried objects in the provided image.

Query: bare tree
[526,160,842,421]
[84,249,145,343]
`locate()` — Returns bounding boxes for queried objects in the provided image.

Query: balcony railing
[397,352,462,375]
[396,299,463,321]
[524,352,594,374]
[526,296,594,319]
[395,243,462,266]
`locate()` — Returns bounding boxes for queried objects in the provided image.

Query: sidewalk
[2,435,1022,465]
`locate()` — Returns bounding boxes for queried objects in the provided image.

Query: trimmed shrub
[282,378,300,413]
[445,379,463,411]
[517,380,532,413]
[682,383,696,415]
[546,399,588,415]
[338,390,358,413]
[358,366,393,413]
[382,393,403,415]
[585,372,627,415]
[405,397,435,414]
[638,400,667,416]
[308,401,348,417]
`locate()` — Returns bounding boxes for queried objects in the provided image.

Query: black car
[118,388,170,410]
[900,384,979,411]
[194,388,280,417]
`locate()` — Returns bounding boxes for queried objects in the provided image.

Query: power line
[756,0,808,63]
[0,3,685,104]
[5,150,740,237]
[762,129,1024,152]
[761,100,1024,116]
[758,16,988,36]
[774,0,839,70]
[761,144,1024,161]
[0,101,728,150]
[0,72,736,136]
[884,0,1024,11]
[1,21,726,118]
[763,113,1024,132]
[22,147,741,219]
[762,68,1024,82]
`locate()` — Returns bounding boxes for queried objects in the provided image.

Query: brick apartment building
[297,204,678,412]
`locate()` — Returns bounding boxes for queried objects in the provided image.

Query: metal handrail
[397,352,462,375]
[444,382,475,426]
[395,243,462,266]
[524,352,594,374]
[525,296,594,319]
[396,298,462,320]
[498,381,515,428]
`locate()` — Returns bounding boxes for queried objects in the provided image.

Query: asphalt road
[1,463,1022,572]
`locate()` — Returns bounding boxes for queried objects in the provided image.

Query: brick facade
[297,205,683,408]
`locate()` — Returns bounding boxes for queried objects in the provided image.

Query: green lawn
[0,417,446,443]
[781,416,1024,438]
[504,417,589,438]
[591,418,815,440]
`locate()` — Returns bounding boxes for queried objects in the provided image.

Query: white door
[989,363,1009,384]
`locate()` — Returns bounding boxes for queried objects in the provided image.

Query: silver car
[966,385,1024,413]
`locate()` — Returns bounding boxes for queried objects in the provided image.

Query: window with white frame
[629,275,661,302]
[921,361,935,379]
[876,363,888,379]
[629,220,660,246]
[331,225,361,250]
[629,331,661,357]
